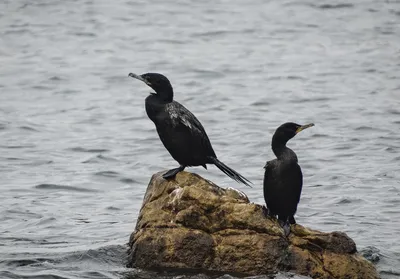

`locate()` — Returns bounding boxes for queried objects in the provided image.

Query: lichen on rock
[128,171,378,279]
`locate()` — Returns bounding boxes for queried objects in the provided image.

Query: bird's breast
[145,99,165,123]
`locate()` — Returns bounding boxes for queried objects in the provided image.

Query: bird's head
[128,72,173,102]
[273,122,314,144]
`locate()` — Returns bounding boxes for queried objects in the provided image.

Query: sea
[1,0,399,278]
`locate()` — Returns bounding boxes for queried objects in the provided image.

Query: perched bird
[128,72,252,187]
[263,122,314,235]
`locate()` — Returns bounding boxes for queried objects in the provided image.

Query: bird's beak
[296,123,314,134]
[128,73,151,86]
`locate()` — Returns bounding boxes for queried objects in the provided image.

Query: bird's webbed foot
[163,166,185,179]
[278,219,291,237]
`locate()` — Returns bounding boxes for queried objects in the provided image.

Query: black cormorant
[263,122,314,235]
[128,72,252,187]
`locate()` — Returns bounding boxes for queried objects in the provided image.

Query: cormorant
[263,122,314,235]
[128,72,252,187]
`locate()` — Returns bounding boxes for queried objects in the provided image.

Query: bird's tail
[208,157,253,187]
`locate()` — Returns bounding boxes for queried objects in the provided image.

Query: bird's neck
[271,137,297,161]
[156,88,174,103]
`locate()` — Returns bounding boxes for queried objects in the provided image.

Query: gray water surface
[1,0,400,278]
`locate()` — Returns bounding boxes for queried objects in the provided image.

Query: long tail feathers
[209,157,253,187]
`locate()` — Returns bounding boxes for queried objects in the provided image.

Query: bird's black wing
[155,101,216,166]
[291,163,303,205]
[263,159,280,214]
[263,160,303,217]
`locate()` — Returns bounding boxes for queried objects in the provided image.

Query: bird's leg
[282,222,291,237]
[163,165,186,179]
[278,219,291,237]
[289,216,296,224]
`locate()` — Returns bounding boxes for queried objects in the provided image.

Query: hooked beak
[296,123,314,134]
[128,73,151,86]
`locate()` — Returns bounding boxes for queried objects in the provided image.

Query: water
[1,0,399,278]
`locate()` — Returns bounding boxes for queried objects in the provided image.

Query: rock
[128,171,378,279]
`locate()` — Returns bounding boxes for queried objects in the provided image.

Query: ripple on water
[4,209,43,219]
[106,206,121,211]
[34,184,99,193]
[250,100,272,107]
[82,154,118,163]
[335,197,363,205]
[355,246,378,268]
[94,171,120,178]
[190,69,225,79]
[1,144,36,149]
[312,3,354,10]
[3,258,54,268]
[3,157,53,166]
[297,97,332,103]
[119,177,139,184]
[0,272,71,279]
[19,126,40,132]
[68,147,109,153]
[310,133,329,139]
